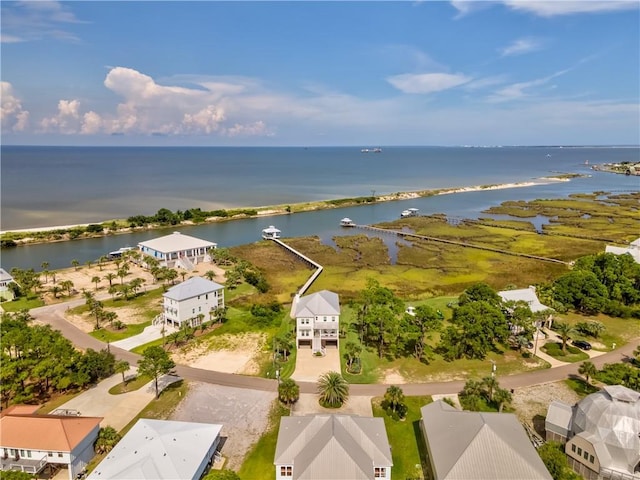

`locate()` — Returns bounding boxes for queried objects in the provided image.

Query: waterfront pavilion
[138,232,216,270]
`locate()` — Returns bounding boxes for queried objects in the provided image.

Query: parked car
[572,339,592,350]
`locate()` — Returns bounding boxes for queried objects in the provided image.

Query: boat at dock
[400,208,419,218]
[340,218,355,227]
[107,246,134,259]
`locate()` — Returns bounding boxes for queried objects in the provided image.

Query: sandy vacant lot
[172,332,267,375]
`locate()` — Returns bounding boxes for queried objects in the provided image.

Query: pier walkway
[352,224,570,265]
[270,238,324,318]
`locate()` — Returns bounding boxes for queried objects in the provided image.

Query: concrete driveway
[292,347,341,382]
[110,324,171,351]
[56,368,181,431]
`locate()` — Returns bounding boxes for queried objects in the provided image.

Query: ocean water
[1,145,638,270]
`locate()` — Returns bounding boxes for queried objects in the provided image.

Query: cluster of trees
[211,248,269,293]
[127,207,259,227]
[550,252,640,317]
[84,291,118,330]
[354,279,443,362]
[1,312,116,407]
[250,302,282,326]
[537,441,582,480]
[459,376,513,412]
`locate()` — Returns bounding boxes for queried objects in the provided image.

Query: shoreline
[0,176,573,240]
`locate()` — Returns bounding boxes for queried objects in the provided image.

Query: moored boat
[340,218,355,227]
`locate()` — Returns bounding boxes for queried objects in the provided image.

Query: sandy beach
[0,177,571,236]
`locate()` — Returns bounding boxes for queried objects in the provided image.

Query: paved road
[30,301,639,397]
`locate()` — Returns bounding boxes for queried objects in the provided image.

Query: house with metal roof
[498,285,554,329]
[293,290,340,352]
[138,232,217,270]
[161,276,224,328]
[545,385,640,480]
[0,268,15,290]
[274,414,393,480]
[87,418,222,480]
[0,406,102,480]
[420,400,552,480]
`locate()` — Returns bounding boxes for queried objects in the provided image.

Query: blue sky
[1,1,639,146]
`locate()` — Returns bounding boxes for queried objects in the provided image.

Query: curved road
[31,301,639,396]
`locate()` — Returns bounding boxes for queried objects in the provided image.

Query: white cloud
[40,99,82,134]
[500,37,544,57]
[487,68,571,102]
[387,73,471,94]
[182,106,226,134]
[463,75,509,91]
[449,1,493,18]
[502,1,638,17]
[1,1,85,43]
[1,81,30,132]
[80,111,103,135]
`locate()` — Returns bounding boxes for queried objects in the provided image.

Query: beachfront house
[138,232,216,270]
[274,414,393,480]
[0,268,15,291]
[87,419,222,480]
[420,400,552,480]
[161,276,225,328]
[293,290,340,352]
[604,237,640,264]
[498,286,554,330]
[0,405,102,480]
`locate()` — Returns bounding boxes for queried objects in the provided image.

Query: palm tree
[104,272,117,288]
[97,255,108,271]
[493,387,512,412]
[50,285,62,299]
[384,385,405,414]
[578,361,597,384]
[95,426,121,454]
[91,276,101,291]
[71,259,80,271]
[482,375,499,402]
[555,322,576,354]
[278,378,300,412]
[41,262,50,283]
[317,371,349,408]
[115,360,130,384]
[204,270,216,281]
[59,279,74,297]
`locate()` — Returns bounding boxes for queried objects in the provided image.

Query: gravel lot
[170,381,277,470]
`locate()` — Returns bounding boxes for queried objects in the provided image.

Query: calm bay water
[1,145,638,270]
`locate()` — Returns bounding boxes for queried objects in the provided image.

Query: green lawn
[1,295,45,311]
[238,401,288,480]
[372,395,432,479]
[108,374,152,394]
[90,320,152,342]
[541,343,589,363]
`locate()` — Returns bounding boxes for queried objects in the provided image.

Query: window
[206,294,208,300]
[48,452,53,457]
[58,452,63,458]
[26,451,31,458]
[280,466,292,477]
[20,450,25,456]
[375,467,385,478]
[571,444,576,453]
[583,451,589,460]
[577,447,582,456]
[589,455,594,463]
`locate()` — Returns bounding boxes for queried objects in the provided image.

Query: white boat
[340,218,355,227]
[373,147,382,153]
[400,208,419,218]
[107,246,134,258]
[361,148,370,153]
[261,225,281,240]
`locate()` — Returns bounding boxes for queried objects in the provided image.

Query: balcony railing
[0,455,47,474]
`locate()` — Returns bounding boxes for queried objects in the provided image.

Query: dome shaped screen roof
[572,386,640,473]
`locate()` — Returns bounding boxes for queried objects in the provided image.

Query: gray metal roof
[545,400,574,438]
[87,419,221,480]
[421,400,553,480]
[0,268,13,283]
[498,286,551,313]
[138,232,216,254]
[294,290,340,318]
[274,415,392,480]
[164,276,224,302]
[571,385,640,475]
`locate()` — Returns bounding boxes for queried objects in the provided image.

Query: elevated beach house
[420,400,552,480]
[161,276,225,328]
[0,405,102,480]
[293,290,340,351]
[498,285,554,329]
[87,419,222,480]
[274,414,393,480]
[138,232,216,270]
[262,225,281,240]
[605,237,640,264]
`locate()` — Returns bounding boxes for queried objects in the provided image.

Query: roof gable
[498,287,550,313]
[275,415,392,479]
[421,401,552,480]
[164,276,224,301]
[294,290,340,317]
[0,414,102,451]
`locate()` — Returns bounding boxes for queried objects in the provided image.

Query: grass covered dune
[0,177,576,246]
